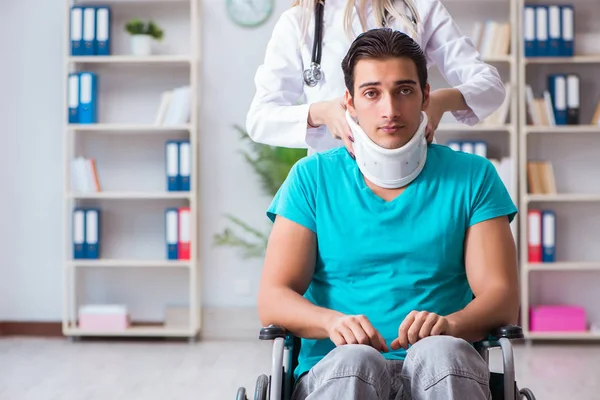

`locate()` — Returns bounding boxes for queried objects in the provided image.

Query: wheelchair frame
[237,324,536,400]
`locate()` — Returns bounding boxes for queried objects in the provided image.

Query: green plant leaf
[125,19,164,40]
[223,214,269,241]
[213,228,267,259]
[125,19,145,35]
[147,21,164,41]
[213,125,306,260]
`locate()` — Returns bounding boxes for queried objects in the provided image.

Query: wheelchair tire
[236,387,248,400]
[519,388,536,400]
[253,375,269,400]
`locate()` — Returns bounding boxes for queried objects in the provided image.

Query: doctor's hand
[424,104,443,144]
[326,314,389,353]
[424,90,448,144]
[390,311,450,350]
[308,97,355,158]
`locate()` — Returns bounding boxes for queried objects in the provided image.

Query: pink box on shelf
[78,305,130,331]
[530,305,587,332]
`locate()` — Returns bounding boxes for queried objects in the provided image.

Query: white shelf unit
[517,0,600,341]
[62,0,202,339]
[433,0,520,241]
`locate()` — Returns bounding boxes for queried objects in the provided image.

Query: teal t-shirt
[266,144,518,380]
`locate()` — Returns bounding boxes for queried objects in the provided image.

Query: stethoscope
[302,0,418,88]
[303,0,325,87]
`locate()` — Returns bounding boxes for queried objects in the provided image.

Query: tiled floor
[1,336,599,399]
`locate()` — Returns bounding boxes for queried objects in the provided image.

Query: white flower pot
[131,34,152,56]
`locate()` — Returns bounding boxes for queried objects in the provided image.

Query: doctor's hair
[341,28,427,97]
[292,0,420,40]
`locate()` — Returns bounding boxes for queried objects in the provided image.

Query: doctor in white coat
[246,0,505,155]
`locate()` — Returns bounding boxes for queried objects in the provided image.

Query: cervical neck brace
[346,110,428,189]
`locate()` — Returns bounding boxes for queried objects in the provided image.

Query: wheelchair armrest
[474,324,524,352]
[259,324,288,340]
[488,324,524,340]
[260,324,524,340]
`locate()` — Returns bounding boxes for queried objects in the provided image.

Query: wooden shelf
[68,192,193,200]
[525,331,600,340]
[525,194,600,202]
[527,262,600,271]
[68,55,192,64]
[483,55,514,63]
[524,55,600,65]
[68,124,191,132]
[525,125,600,134]
[64,325,194,338]
[69,259,191,268]
[437,123,512,132]
[516,0,600,341]
[62,0,201,338]
[74,0,190,4]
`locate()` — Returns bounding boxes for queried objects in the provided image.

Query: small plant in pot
[125,19,164,56]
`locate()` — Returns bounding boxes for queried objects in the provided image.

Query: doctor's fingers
[342,134,355,159]
[329,122,354,156]
[425,123,435,144]
[328,120,354,156]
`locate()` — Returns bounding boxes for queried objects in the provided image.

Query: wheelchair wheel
[253,374,269,400]
[519,388,536,400]
[236,387,248,400]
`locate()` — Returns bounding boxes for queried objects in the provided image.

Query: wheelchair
[236,324,536,400]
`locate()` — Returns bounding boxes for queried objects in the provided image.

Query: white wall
[0,0,290,322]
[200,0,292,310]
[3,0,600,332]
[0,1,64,321]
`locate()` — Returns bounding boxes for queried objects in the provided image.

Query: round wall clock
[226,0,274,27]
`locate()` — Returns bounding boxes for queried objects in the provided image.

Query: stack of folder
[70,5,111,56]
[71,157,101,193]
[469,20,511,58]
[165,207,191,260]
[548,74,580,125]
[525,73,580,127]
[480,84,511,126]
[73,208,101,259]
[165,140,191,191]
[527,160,556,195]
[523,4,574,57]
[528,209,556,263]
[68,72,98,124]
[154,87,192,126]
[446,140,489,158]
[445,141,512,195]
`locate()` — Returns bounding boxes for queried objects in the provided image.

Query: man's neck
[363,176,409,202]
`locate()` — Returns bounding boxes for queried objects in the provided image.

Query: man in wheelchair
[257,28,520,400]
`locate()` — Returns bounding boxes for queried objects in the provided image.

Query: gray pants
[291,336,491,400]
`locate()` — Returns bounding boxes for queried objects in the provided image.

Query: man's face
[346,57,430,150]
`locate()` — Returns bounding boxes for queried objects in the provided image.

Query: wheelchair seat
[236,324,536,400]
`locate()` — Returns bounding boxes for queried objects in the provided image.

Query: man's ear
[421,83,431,110]
[345,90,357,117]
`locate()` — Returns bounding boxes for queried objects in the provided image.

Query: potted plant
[125,19,164,56]
[214,126,306,259]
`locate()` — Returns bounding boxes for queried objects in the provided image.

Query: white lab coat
[246,0,505,154]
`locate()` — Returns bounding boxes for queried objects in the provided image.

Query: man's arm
[257,216,342,339]
[259,215,390,351]
[446,215,520,343]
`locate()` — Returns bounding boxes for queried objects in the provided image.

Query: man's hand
[327,314,389,353]
[390,311,451,350]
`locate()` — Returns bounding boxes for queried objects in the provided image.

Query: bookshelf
[62,0,201,340]
[517,0,600,341]
[433,0,520,241]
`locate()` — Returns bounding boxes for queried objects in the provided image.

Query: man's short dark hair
[341,28,428,97]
